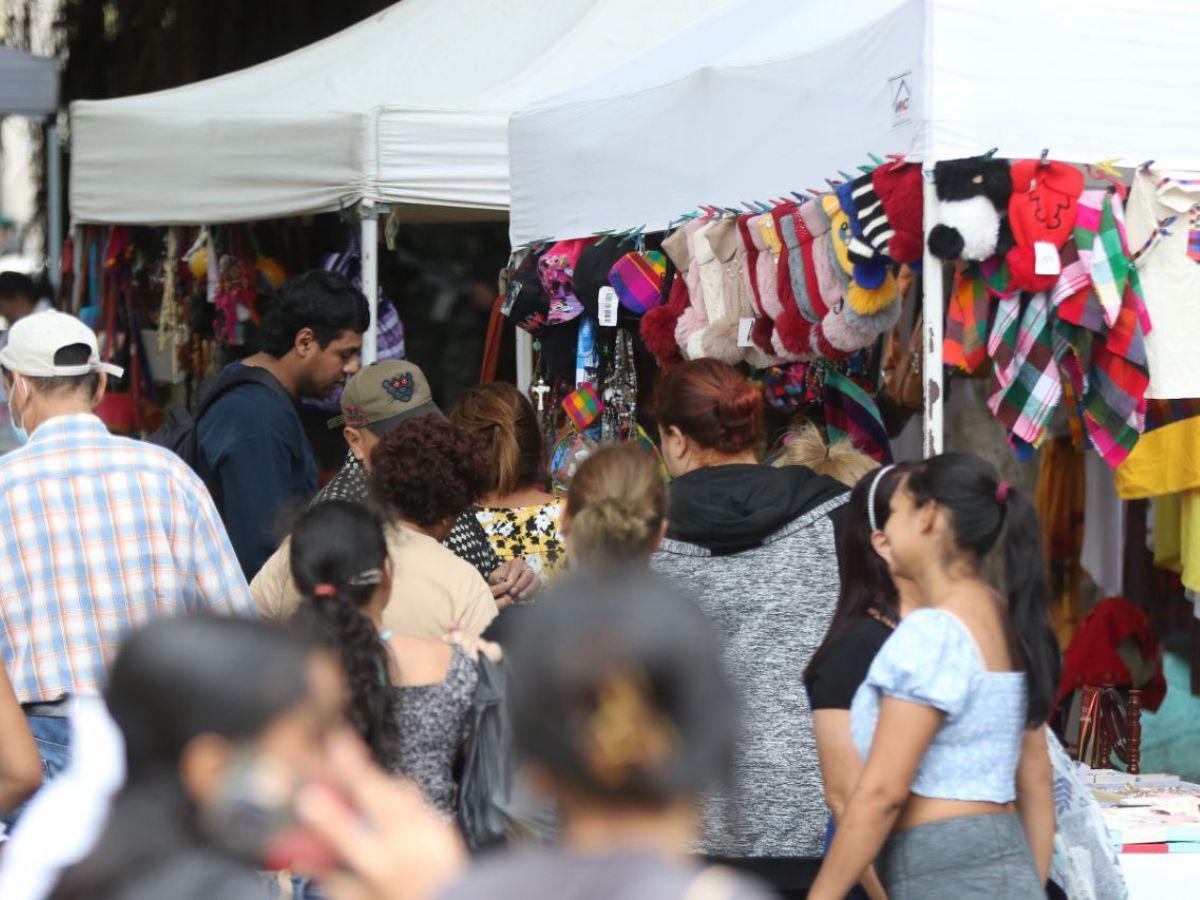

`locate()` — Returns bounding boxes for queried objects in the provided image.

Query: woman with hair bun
[450,383,565,583]
[563,444,667,570]
[649,358,849,894]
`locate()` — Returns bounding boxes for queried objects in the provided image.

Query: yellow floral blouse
[474,500,566,582]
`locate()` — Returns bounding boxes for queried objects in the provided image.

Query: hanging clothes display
[1126,168,1200,399]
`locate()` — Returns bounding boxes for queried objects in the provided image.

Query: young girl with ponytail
[289,501,498,817]
[811,452,1060,900]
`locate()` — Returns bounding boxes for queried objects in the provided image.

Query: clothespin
[824,178,843,190]
[1140,159,1155,173]
[1088,159,1128,200]
[791,191,810,201]
[982,147,1000,158]
[867,152,886,167]
[885,153,907,170]
[1093,158,1123,179]
[806,187,825,197]
[857,164,875,174]
[837,170,855,182]
[1039,148,1050,167]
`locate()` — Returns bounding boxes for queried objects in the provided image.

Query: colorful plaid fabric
[0,415,252,703]
[944,265,992,374]
[562,382,604,430]
[823,369,892,463]
[988,292,1063,448]
[1051,190,1152,467]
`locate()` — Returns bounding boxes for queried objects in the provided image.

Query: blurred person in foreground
[0,311,250,827]
[311,361,536,606]
[47,616,350,900]
[297,573,777,900]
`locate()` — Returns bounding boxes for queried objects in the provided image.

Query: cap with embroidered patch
[327,360,442,433]
[0,310,124,379]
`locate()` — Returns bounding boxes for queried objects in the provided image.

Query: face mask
[8,377,28,445]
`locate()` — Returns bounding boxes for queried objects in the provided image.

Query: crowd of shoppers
[0,272,1109,900]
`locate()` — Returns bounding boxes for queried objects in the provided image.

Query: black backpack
[147,366,291,499]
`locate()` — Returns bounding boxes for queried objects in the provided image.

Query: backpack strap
[194,365,293,421]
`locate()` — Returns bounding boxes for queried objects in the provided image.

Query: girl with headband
[811,452,1059,900]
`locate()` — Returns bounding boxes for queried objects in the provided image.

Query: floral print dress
[474,500,565,583]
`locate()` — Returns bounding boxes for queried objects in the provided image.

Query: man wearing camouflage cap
[314,360,537,606]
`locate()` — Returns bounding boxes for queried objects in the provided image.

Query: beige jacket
[252,522,499,639]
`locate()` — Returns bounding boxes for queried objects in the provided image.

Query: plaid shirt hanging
[1051,190,1152,467]
[944,265,992,374]
[987,292,1063,448]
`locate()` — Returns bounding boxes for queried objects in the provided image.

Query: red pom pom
[775,307,813,355]
[810,324,851,361]
[641,305,684,367]
[750,317,775,355]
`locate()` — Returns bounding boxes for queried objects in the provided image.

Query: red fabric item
[772,203,800,321]
[1057,596,1166,712]
[775,306,812,355]
[641,274,688,368]
[1006,159,1085,292]
[873,162,924,264]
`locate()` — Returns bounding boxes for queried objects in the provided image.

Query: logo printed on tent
[889,72,912,129]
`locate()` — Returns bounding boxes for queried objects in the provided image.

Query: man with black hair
[0,311,250,819]
[0,272,49,330]
[197,270,370,578]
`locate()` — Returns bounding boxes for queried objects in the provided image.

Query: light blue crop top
[849,608,1028,803]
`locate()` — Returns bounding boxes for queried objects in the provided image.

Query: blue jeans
[1,715,72,833]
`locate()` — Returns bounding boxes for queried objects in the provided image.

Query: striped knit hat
[848,173,895,263]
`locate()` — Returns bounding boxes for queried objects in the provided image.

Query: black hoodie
[666,463,848,556]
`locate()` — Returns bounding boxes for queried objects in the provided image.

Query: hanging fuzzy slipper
[927,156,1012,262]
[846,272,899,316]
[701,317,747,365]
[843,291,902,335]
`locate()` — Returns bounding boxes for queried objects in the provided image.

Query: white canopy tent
[509,0,1200,453]
[1,47,62,286]
[68,0,735,363]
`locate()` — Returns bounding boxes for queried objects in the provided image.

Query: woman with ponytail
[289,501,497,817]
[450,383,565,582]
[563,444,667,570]
[649,358,850,894]
[811,452,1060,900]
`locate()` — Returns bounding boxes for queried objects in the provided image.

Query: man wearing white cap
[0,311,251,821]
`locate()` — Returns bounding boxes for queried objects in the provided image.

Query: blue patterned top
[850,608,1028,803]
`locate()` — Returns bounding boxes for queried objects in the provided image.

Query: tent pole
[360,205,379,365]
[515,329,533,394]
[921,165,944,458]
[46,120,62,292]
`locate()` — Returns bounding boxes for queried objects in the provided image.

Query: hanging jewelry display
[600,328,638,442]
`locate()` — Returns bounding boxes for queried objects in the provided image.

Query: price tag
[738,317,756,347]
[597,286,619,327]
[1034,241,1061,276]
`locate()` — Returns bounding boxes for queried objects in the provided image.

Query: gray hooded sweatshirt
[651,463,848,862]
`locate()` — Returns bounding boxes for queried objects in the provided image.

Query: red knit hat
[641,274,687,368]
[1005,159,1084,292]
[872,162,924,264]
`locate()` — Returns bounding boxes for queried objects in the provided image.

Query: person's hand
[488,558,539,607]
[296,734,466,900]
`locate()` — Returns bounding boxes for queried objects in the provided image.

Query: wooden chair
[1077,685,1143,774]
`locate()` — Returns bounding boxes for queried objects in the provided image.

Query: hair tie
[866,464,895,533]
[312,583,338,598]
[995,479,1011,504]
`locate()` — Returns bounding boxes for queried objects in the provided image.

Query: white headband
[866,465,896,533]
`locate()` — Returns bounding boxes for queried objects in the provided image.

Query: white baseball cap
[0,310,124,379]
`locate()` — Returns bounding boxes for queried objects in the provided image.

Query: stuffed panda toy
[927,157,1013,262]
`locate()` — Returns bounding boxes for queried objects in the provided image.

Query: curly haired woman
[252,417,500,638]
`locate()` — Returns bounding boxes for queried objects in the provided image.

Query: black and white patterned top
[388,644,477,816]
[311,453,500,580]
